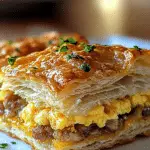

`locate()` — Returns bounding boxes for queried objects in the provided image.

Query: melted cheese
[0,90,8,101]
[19,92,150,130]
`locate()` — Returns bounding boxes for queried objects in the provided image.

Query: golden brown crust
[3,43,150,93]
[0,32,88,68]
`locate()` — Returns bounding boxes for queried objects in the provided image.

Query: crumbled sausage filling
[32,125,54,142]
[0,102,4,115]
[32,106,150,142]
[0,91,27,117]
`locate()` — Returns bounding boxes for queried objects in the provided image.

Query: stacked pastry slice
[1,36,150,150]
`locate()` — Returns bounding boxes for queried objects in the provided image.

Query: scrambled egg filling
[0,90,7,101]
[19,92,150,130]
[0,89,150,130]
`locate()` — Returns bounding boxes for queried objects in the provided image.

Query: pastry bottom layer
[0,115,150,150]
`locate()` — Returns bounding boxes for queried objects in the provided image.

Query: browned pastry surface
[0,32,87,68]
[2,43,150,97]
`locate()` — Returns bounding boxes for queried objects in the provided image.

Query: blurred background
[0,0,150,47]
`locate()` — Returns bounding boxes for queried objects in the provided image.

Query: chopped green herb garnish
[65,54,72,61]
[48,40,53,45]
[79,42,86,46]
[59,46,68,52]
[26,66,38,73]
[80,63,91,72]
[84,45,95,53]
[67,38,77,44]
[8,40,13,45]
[75,55,84,60]
[8,56,18,66]
[133,45,142,50]
[15,47,20,52]
[59,37,77,46]
[32,67,38,70]
[59,38,65,46]
[65,53,84,61]
[55,49,59,52]
[11,141,16,144]
[103,45,108,46]
[0,143,8,149]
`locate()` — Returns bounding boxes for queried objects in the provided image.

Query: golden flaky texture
[2,45,130,87]
[2,44,150,114]
[0,32,88,68]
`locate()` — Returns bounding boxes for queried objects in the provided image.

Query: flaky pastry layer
[2,44,150,115]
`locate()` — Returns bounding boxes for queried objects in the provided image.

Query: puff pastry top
[3,42,148,93]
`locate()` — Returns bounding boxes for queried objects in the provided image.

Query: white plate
[0,131,150,150]
[0,132,31,150]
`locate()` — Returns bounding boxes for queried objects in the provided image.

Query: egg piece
[131,94,148,107]
[20,103,36,126]
[34,109,50,125]
[48,110,74,130]
[111,98,131,115]
[0,90,7,101]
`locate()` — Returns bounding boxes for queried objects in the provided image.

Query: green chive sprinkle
[67,38,77,44]
[77,55,84,60]
[15,47,20,52]
[133,45,142,51]
[59,38,65,46]
[11,141,16,144]
[79,42,86,46]
[48,40,53,45]
[65,53,84,61]
[0,143,8,149]
[8,56,18,66]
[84,45,95,53]
[59,46,68,52]
[32,67,38,70]
[80,63,91,72]
[65,54,72,61]
[8,40,13,45]
[59,37,77,46]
